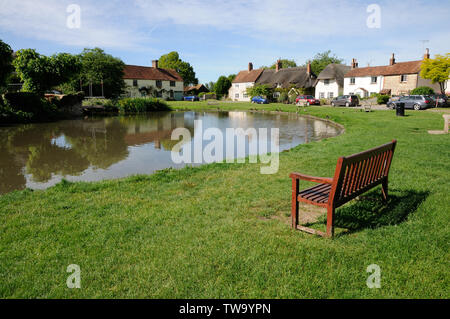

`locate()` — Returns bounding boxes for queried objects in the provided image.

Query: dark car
[331,95,359,107]
[184,95,199,102]
[295,95,320,105]
[387,95,433,110]
[430,94,448,107]
[251,96,268,104]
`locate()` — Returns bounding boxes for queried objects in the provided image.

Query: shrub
[277,92,289,104]
[117,98,170,113]
[320,98,329,105]
[410,86,434,96]
[376,95,390,105]
[289,95,297,104]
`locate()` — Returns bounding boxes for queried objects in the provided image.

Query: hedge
[117,98,170,113]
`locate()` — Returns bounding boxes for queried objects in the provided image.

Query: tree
[410,86,435,96]
[306,51,344,75]
[13,49,81,95]
[158,51,198,86]
[0,39,14,92]
[77,48,126,98]
[227,74,236,82]
[262,59,297,69]
[205,81,216,92]
[214,76,232,96]
[420,53,450,94]
[246,84,273,98]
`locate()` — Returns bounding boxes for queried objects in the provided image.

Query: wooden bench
[290,140,397,238]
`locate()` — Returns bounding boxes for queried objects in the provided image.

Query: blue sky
[0,0,449,83]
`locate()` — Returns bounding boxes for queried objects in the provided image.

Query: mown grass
[0,102,449,298]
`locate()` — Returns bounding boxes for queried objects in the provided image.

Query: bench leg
[381,179,388,202]
[291,179,299,229]
[326,206,335,238]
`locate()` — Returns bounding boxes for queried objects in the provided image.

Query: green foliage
[214,76,232,96]
[376,95,390,105]
[77,48,126,99]
[264,59,297,69]
[246,84,273,98]
[117,98,170,113]
[13,49,81,95]
[2,92,60,122]
[227,74,236,82]
[158,51,198,86]
[277,91,289,103]
[306,50,344,75]
[204,81,215,92]
[410,86,435,96]
[289,94,297,104]
[420,53,450,94]
[0,39,14,91]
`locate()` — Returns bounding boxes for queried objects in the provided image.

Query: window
[328,92,334,98]
[170,81,176,87]
[156,91,162,98]
[350,77,355,85]
[324,79,330,85]
[235,93,239,98]
[319,92,325,99]
[235,84,239,88]
[243,93,248,99]
[273,92,280,98]
[349,92,354,95]
[371,76,377,84]
[133,79,138,87]
[400,75,407,82]
[156,80,162,88]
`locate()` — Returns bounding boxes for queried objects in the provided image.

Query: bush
[411,86,434,96]
[320,98,329,105]
[289,95,297,104]
[277,92,289,104]
[377,95,390,105]
[117,98,170,113]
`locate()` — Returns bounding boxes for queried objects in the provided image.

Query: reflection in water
[0,111,342,193]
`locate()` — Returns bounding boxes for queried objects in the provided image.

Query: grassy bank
[0,102,449,298]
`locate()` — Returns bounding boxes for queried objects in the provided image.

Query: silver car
[387,95,433,110]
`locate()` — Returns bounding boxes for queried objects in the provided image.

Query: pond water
[0,111,342,194]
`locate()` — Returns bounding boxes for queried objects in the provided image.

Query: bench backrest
[330,140,397,206]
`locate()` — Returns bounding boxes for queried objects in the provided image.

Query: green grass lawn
[1,102,449,298]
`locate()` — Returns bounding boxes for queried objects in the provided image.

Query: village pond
[0,111,342,194]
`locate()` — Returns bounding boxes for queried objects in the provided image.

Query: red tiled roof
[123,65,183,82]
[345,60,422,77]
[232,69,264,83]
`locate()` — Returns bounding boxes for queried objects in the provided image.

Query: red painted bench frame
[290,140,397,238]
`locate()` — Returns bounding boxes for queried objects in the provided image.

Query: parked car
[295,95,320,105]
[430,94,448,107]
[331,95,359,107]
[386,95,433,110]
[184,95,199,102]
[251,96,268,104]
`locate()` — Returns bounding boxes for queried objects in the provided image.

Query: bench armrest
[289,172,334,184]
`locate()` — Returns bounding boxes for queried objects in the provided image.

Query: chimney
[389,53,395,65]
[276,59,282,72]
[152,60,158,68]
[248,62,253,71]
[351,58,358,69]
[424,48,430,60]
[306,62,311,75]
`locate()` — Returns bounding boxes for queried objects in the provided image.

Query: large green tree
[76,48,126,98]
[214,76,232,96]
[420,53,450,94]
[158,51,198,86]
[305,51,344,75]
[265,59,297,69]
[0,39,14,92]
[13,49,81,95]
